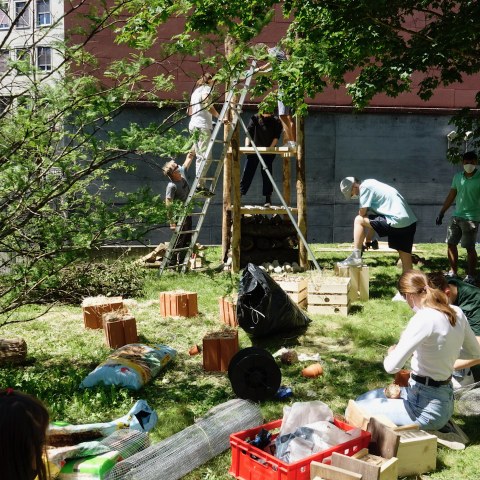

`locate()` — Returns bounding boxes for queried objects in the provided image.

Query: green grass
[1,243,478,479]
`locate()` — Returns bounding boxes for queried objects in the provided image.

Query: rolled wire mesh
[105,399,263,480]
[100,429,151,458]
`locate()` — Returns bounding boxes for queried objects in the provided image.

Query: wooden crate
[335,265,369,301]
[159,291,198,317]
[219,296,238,327]
[345,400,437,477]
[272,276,308,308]
[103,311,138,349]
[311,449,398,480]
[203,330,239,372]
[82,296,123,329]
[307,276,350,315]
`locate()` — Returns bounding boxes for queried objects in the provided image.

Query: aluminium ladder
[159,62,322,275]
[159,63,257,274]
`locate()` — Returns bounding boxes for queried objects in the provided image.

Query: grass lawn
[0,243,478,479]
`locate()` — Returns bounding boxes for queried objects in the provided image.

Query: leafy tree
[117,0,480,160]
[0,0,192,323]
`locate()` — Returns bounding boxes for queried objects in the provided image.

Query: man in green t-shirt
[436,151,480,285]
[428,272,480,385]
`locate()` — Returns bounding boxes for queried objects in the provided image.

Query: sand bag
[80,344,176,390]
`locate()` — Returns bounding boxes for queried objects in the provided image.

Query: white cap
[340,177,355,199]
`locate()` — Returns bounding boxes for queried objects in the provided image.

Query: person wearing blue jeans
[353,270,480,430]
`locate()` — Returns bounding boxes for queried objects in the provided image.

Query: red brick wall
[64,2,478,110]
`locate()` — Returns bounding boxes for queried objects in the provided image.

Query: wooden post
[283,156,291,206]
[296,115,308,268]
[222,35,235,264]
[231,125,241,273]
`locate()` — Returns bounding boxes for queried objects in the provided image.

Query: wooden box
[272,276,308,308]
[307,276,350,315]
[0,338,27,365]
[203,330,239,372]
[159,291,198,317]
[219,296,238,327]
[345,401,437,477]
[82,296,123,329]
[189,255,203,269]
[311,449,398,480]
[103,311,138,349]
[335,265,369,301]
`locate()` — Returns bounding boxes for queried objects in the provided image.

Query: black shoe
[362,240,379,252]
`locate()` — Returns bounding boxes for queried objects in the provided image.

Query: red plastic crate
[229,418,370,480]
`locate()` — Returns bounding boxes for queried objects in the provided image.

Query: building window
[16,48,30,61]
[0,49,9,72]
[0,2,10,30]
[14,1,29,28]
[36,0,50,26]
[36,46,51,71]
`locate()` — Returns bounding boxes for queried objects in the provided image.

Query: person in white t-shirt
[186,73,221,195]
[354,270,480,431]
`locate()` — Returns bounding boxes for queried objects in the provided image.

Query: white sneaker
[452,368,475,391]
[432,431,465,450]
[337,253,362,267]
[392,291,407,302]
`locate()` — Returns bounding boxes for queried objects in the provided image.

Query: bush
[41,260,148,305]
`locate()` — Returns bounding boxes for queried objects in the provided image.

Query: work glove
[436,213,444,225]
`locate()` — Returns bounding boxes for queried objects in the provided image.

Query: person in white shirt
[186,73,221,195]
[354,270,480,430]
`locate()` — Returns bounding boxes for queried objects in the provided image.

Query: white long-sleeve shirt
[384,305,480,381]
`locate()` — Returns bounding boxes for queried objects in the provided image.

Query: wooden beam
[296,115,307,268]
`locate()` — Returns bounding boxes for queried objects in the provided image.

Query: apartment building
[0,0,64,99]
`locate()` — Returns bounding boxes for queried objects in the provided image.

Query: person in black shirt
[240,109,283,206]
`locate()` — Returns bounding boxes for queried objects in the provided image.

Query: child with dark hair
[0,388,51,480]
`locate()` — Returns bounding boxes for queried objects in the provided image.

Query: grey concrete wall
[108,106,461,246]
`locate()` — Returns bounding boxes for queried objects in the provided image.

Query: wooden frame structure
[221,117,308,273]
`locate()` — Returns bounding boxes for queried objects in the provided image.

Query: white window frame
[0,49,9,72]
[36,0,51,27]
[0,2,10,30]
[15,47,31,73]
[36,45,51,71]
[14,0,29,29]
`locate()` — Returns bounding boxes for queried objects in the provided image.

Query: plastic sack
[237,263,311,337]
[275,421,361,464]
[80,344,176,390]
[54,429,151,479]
[48,400,158,448]
[279,401,333,437]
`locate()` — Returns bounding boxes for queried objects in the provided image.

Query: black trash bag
[237,263,311,337]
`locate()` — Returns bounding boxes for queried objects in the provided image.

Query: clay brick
[203,330,239,372]
[82,297,123,329]
[159,291,198,317]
